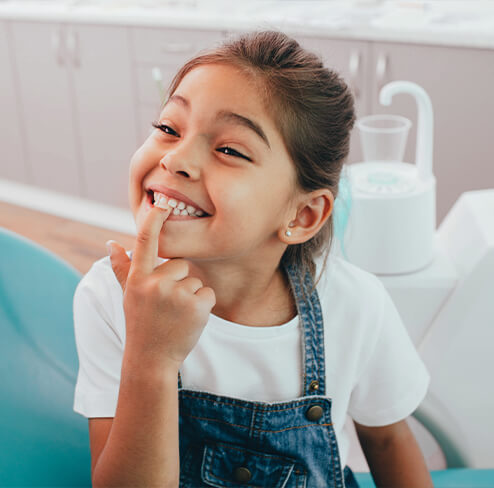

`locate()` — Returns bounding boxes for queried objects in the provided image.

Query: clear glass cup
[356,114,412,162]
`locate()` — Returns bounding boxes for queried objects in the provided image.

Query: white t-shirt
[73,250,430,468]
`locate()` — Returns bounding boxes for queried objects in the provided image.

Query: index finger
[131,203,172,275]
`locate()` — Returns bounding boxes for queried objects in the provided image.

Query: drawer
[130,26,226,65]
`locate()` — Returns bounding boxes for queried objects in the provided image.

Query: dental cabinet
[294,36,494,224]
[1,20,137,207]
[132,27,225,143]
[1,15,493,225]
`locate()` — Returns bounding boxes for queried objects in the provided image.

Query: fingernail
[106,240,113,256]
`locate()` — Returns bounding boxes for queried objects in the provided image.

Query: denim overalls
[177,260,360,488]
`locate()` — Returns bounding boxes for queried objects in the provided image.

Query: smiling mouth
[146,190,210,218]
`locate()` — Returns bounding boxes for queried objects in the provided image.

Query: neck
[186,255,296,327]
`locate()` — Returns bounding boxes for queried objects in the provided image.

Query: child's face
[128,63,299,262]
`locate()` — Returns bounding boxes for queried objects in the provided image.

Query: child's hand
[106,203,216,370]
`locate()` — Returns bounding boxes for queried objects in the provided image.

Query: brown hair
[164,30,355,293]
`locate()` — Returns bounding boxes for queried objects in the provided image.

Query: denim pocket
[201,441,307,488]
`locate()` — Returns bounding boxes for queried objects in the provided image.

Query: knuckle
[171,282,188,301]
[129,275,156,299]
[179,283,194,301]
[125,279,144,299]
[190,300,205,320]
[157,277,172,296]
[164,258,189,276]
[188,277,203,289]
[204,287,217,306]
[178,259,190,275]
[135,230,151,245]
[196,287,215,307]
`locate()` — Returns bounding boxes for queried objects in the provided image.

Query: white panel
[70,24,138,210]
[419,190,494,468]
[10,21,82,196]
[0,21,28,183]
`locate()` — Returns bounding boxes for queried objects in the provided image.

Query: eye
[151,121,179,136]
[151,121,251,162]
[217,146,252,162]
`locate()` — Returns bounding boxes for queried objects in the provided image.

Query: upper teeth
[153,191,205,217]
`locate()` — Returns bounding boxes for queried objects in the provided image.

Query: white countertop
[1,0,494,49]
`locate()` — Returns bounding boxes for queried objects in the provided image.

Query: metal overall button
[306,404,324,422]
[233,466,252,483]
[309,380,320,392]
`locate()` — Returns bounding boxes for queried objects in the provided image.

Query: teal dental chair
[1,223,494,488]
[0,226,90,487]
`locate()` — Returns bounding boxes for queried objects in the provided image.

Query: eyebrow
[164,94,271,150]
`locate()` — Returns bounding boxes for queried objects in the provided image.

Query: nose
[159,140,202,179]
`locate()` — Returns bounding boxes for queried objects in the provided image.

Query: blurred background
[1,0,494,272]
[1,1,494,482]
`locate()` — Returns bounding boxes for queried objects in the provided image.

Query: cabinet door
[10,21,82,196]
[290,36,372,165]
[135,62,179,143]
[0,21,28,183]
[368,42,494,225]
[130,27,226,145]
[69,24,138,209]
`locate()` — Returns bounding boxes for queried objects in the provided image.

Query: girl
[73,30,433,487]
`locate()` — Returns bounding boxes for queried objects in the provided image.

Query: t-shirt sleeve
[72,262,124,418]
[347,280,430,426]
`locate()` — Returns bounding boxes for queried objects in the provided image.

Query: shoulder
[73,252,134,338]
[315,253,385,314]
[314,252,391,355]
[75,252,127,301]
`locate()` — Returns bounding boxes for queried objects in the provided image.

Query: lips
[145,184,210,215]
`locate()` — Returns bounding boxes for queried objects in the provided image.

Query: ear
[279,190,334,244]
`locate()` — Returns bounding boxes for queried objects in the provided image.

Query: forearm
[361,425,433,488]
[92,347,180,488]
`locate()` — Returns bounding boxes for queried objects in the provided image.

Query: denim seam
[183,413,334,434]
[181,394,330,412]
[184,414,249,430]
[328,419,337,488]
[212,442,298,462]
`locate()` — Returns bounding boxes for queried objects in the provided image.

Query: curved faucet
[379,81,434,182]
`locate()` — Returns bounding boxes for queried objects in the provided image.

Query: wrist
[122,345,182,382]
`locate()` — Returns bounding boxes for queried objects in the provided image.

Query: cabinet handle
[348,50,361,100]
[51,28,64,66]
[375,52,388,95]
[151,66,166,104]
[160,42,193,54]
[67,30,80,68]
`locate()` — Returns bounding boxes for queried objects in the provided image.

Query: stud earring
[285,221,295,237]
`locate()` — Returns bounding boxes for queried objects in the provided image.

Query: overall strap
[283,261,326,397]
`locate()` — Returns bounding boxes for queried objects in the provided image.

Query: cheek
[213,175,253,208]
[129,145,156,189]
[129,146,149,180]
[211,187,262,239]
